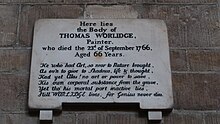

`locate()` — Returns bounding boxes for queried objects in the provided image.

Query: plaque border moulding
[28,19,174,122]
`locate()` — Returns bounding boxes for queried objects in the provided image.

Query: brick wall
[0,0,219,124]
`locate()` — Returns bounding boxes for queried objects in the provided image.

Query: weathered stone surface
[65,0,156,4]
[137,5,220,48]
[19,5,83,46]
[0,113,38,124]
[0,74,29,112]
[204,112,220,124]
[76,112,148,124]
[172,73,220,109]
[0,110,220,124]
[0,0,219,123]
[1,0,216,4]
[0,0,64,3]
[0,49,31,73]
[85,5,138,19]
[164,110,204,124]
[188,50,220,71]
[157,0,217,4]
[170,50,187,71]
[0,5,18,47]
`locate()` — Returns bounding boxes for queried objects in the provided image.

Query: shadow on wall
[29,103,172,124]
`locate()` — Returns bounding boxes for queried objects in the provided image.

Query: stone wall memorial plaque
[28,19,173,121]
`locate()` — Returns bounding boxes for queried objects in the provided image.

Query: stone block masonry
[0,0,219,123]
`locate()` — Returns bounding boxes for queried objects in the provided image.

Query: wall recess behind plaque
[28,19,173,121]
